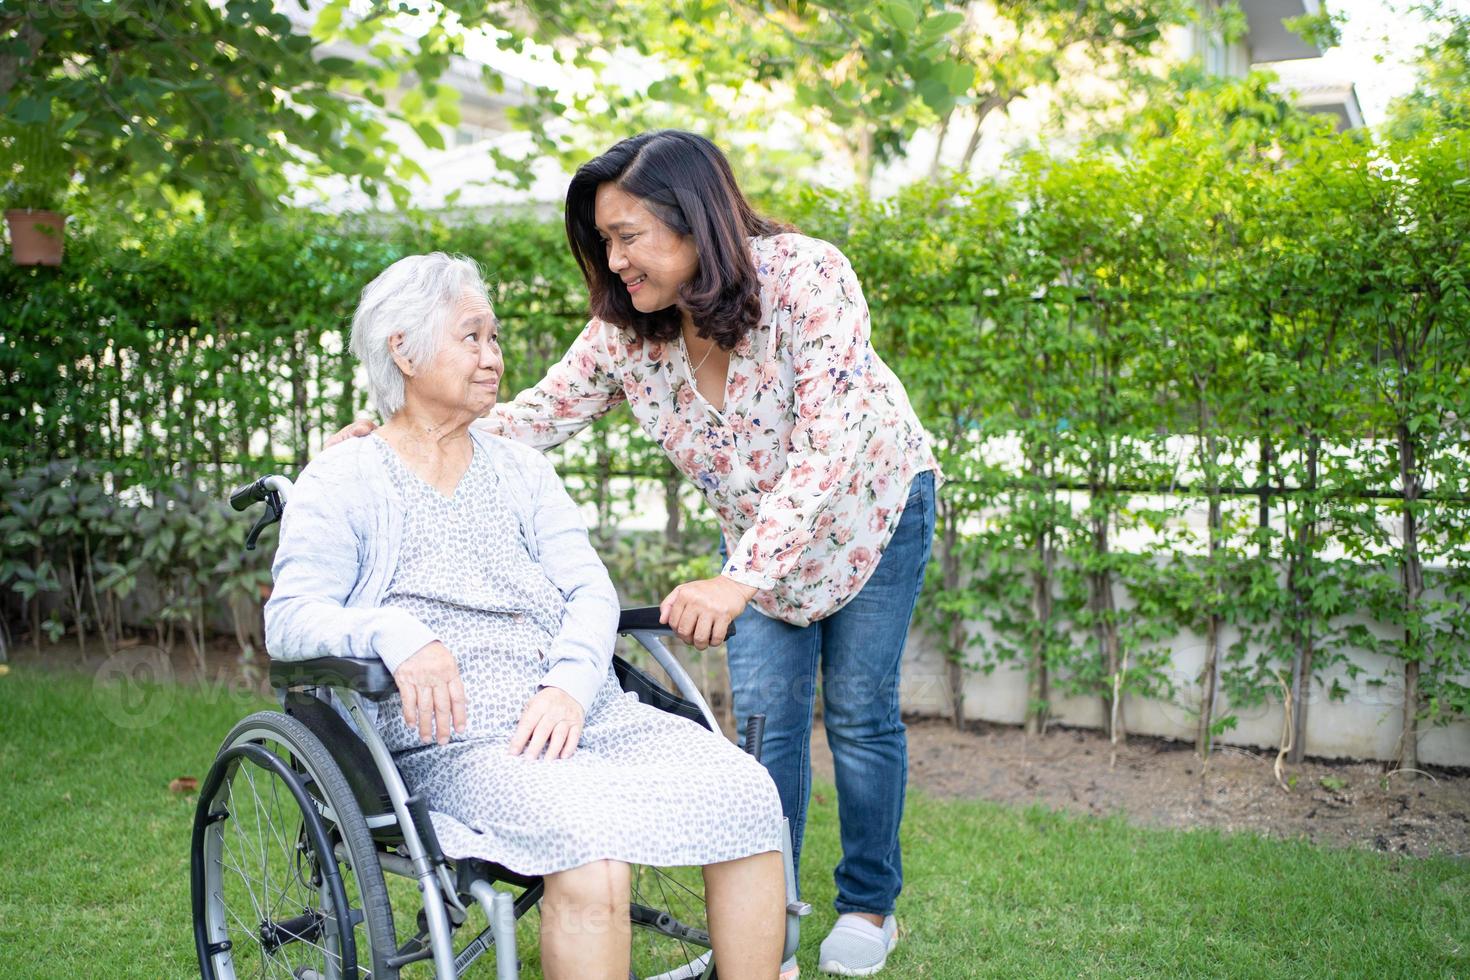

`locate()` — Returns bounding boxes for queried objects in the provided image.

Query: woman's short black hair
[564,130,790,347]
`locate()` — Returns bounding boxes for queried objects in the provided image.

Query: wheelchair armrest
[268,608,725,697]
[617,605,737,638]
[270,657,399,701]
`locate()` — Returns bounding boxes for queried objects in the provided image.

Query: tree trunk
[1196,582,1221,759]
[927,108,954,180]
[594,442,613,547]
[959,111,985,174]
[1396,422,1424,774]
[1287,434,1319,764]
[939,502,966,729]
[82,535,113,655]
[1257,432,1272,539]
[663,471,682,549]
[957,94,1010,172]
[292,334,310,470]
[1026,530,1052,736]
[1196,419,1222,760]
[1090,323,1122,745]
[1019,359,1052,736]
[181,332,197,485]
[1091,514,1122,743]
[66,550,86,656]
[30,543,42,653]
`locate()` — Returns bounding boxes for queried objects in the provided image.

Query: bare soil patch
[808,717,1470,858]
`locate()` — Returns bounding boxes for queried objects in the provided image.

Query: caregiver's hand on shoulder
[325,418,378,449]
[660,575,757,650]
[510,687,585,761]
[394,641,468,745]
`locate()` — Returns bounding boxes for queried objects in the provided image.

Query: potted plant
[2,119,73,266]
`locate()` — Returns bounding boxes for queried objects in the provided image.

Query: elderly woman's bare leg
[704,850,785,979]
[540,859,631,980]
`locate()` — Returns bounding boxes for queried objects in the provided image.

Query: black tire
[192,710,399,979]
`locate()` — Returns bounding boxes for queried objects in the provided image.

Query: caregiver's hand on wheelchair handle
[660,575,757,650]
[325,417,378,449]
[394,641,468,745]
[509,687,585,761]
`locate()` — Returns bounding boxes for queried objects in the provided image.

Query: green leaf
[12,98,52,124]
[918,11,966,42]
[883,1,919,34]
[410,120,446,150]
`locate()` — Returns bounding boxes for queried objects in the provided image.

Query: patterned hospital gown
[369,436,783,875]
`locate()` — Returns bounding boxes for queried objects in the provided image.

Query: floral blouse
[476,233,939,627]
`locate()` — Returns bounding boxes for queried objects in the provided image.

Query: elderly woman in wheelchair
[190,253,803,980]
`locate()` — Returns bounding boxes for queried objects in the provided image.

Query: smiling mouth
[624,275,647,291]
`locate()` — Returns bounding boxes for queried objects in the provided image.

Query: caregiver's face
[594,182,699,315]
[405,292,502,418]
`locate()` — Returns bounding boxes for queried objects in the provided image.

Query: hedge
[3,127,1467,767]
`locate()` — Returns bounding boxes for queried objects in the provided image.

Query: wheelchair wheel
[629,863,716,980]
[192,710,399,979]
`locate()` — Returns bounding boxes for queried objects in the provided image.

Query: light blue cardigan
[264,430,620,712]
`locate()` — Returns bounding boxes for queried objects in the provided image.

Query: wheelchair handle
[230,474,293,510]
[230,477,270,511]
[615,605,737,639]
[229,475,293,551]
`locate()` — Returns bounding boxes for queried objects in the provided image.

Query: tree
[1383,1,1470,139]
[0,0,470,214]
[467,0,1197,191]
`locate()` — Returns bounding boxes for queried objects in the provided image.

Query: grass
[1,665,1466,979]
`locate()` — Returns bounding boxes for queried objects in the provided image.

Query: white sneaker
[817,914,898,977]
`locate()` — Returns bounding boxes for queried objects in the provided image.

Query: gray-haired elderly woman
[265,252,786,980]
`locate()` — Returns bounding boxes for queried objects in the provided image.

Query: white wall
[898,582,1470,768]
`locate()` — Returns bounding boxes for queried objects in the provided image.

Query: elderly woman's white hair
[350,252,490,417]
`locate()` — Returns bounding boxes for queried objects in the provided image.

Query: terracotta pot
[6,209,66,266]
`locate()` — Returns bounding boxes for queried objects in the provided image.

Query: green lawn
[1,666,1465,979]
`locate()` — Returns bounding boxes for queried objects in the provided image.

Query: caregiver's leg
[703,850,786,979]
[726,605,821,878]
[819,471,935,917]
[540,859,631,980]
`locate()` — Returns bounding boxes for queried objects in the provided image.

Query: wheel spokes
[209,745,352,978]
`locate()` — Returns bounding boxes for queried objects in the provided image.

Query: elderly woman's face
[404,292,502,418]
[595,182,699,315]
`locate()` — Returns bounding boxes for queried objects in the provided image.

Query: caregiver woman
[340,130,938,977]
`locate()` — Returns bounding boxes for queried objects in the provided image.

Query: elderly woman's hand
[394,641,469,745]
[660,575,758,650]
[325,418,378,449]
[509,687,585,760]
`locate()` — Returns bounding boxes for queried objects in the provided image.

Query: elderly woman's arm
[267,458,468,744]
[516,445,621,711]
[264,459,436,672]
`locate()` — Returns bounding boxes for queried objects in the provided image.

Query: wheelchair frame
[191,474,809,979]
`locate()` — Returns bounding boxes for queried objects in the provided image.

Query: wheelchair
[190,474,809,979]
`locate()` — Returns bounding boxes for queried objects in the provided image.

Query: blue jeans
[724,470,935,916]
